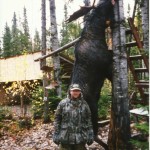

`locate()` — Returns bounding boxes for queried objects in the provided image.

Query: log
[34,37,80,62]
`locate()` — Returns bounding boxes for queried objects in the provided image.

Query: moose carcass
[70,0,114,137]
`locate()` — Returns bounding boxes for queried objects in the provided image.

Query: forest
[0,0,149,150]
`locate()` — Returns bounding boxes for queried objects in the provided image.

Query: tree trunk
[108,1,131,149]
[41,0,50,123]
[20,94,24,117]
[141,0,149,52]
[49,0,61,97]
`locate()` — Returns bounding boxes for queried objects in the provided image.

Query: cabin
[0,51,73,104]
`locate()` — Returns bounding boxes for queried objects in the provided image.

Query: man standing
[53,84,94,150]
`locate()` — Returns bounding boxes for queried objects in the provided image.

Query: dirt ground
[0,119,109,150]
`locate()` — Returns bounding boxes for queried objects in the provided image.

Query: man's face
[70,90,81,99]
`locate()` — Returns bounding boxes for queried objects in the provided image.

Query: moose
[69,0,115,141]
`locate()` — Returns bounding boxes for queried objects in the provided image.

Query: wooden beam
[60,56,74,65]
[34,37,80,62]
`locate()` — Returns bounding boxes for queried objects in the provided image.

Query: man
[53,84,94,150]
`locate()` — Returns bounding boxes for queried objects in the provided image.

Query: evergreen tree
[2,23,12,58]
[12,12,17,38]
[33,29,41,51]
[60,4,69,45]
[21,7,32,52]
[11,12,21,55]
[60,3,81,57]
[23,7,30,38]
[67,22,81,41]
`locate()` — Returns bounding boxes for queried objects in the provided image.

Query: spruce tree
[2,23,12,58]
[60,3,81,57]
[60,4,69,45]
[33,29,41,51]
[21,7,32,52]
[11,12,21,55]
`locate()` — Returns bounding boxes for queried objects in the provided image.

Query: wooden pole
[34,37,80,62]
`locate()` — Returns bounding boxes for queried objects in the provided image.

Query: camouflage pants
[58,143,86,150]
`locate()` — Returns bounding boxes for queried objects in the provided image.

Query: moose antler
[65,0,96,23]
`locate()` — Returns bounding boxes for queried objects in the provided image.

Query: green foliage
[4,80,40,105]
[31,86,63,120]
[98,80,112,119]
[135,105,149,111]
[2,7,33,58]
[60,3,81,58]
[33,29,41,51]
[11,12,22,56]
[130,139,149,150]
[21,7,32,52]
[18,116,33,129]
[19,31,32,52]
[31,86,44,119]
[0,107,12,121]
[0,107,6,122]
[2,23,12,57]
[60,21,81,57]
[3,80,40,118]
[130,123,149,149]
[48,90,62,111]
[135,123,149,134]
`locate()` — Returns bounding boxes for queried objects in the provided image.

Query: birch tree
[140,0,149,52]
[41,0,50,123]
[49,0,61,97]
[108,0,131,149]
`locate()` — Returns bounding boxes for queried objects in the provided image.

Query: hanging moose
[68,0,115,139]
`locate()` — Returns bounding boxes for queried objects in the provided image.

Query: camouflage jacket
[53,98,94,145]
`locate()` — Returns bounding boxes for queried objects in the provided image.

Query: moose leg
[83,78,109,150]
[71,64,109,149]
[85,80,105,134]
[87,94,99,136]
[71,64,104,135]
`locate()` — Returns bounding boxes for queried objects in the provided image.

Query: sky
[0,0,84,39]
[0,0,134,44]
